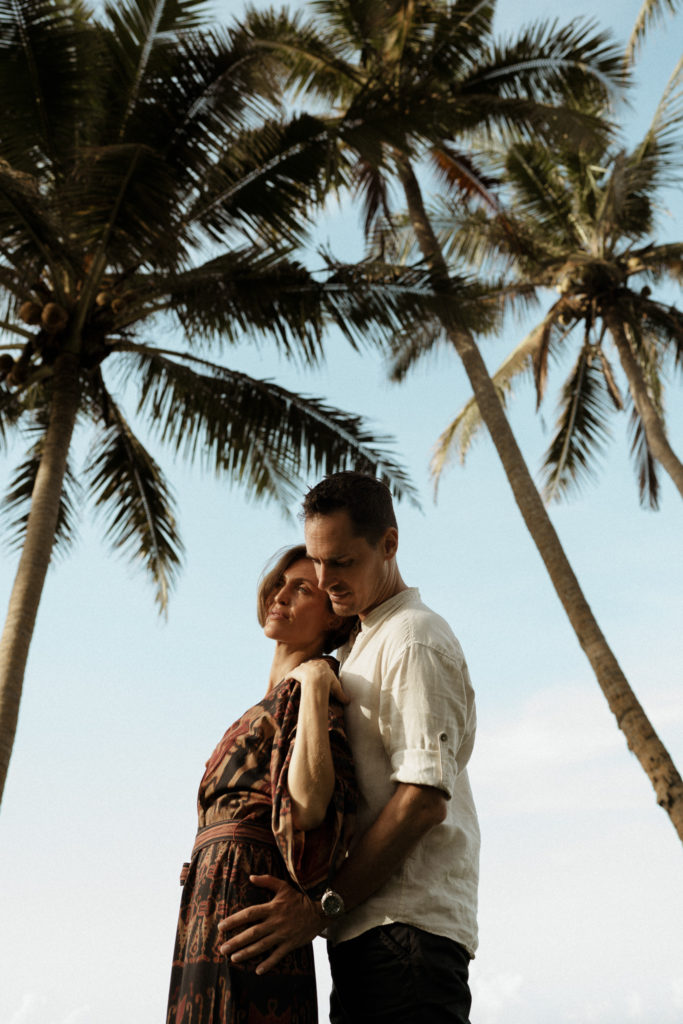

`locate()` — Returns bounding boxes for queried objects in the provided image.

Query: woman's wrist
[298,661,334,692]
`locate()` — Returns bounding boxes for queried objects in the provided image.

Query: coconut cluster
[19,300,69,332]
[0,299,72,387]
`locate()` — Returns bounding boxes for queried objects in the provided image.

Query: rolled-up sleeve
[378,641,476,799]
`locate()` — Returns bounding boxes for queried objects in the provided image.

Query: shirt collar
[359,587,420,633]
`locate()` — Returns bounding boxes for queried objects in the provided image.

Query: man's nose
[316,563,332,589]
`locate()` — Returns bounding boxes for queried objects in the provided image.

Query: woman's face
[263,558,338,652]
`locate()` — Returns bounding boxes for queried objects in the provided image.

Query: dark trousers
[328,923,472,1023]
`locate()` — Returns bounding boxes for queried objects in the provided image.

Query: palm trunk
[605,312,683,501]
[0,353,81,803]
[397,155,683,841]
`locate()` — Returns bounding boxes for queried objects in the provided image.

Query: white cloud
[7,994,45,1024]
[469,970,524,1024]
[626,991,644,1020]
[471,683,683,815]
[58,1008,92,1024]
[672,978,683,1010]
[5,996,91,1024]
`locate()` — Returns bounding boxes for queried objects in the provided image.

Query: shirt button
[439,732,448,742]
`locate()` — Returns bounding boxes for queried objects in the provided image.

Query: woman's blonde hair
[257,544,356,654]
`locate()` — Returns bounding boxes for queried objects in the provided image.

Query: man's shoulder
[379,590,464,663]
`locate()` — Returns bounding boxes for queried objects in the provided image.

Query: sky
[1,2,682,1023]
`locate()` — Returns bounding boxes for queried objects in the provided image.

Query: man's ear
[382,526,399,560]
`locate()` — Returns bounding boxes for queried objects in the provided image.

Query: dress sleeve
[270,681,357,896]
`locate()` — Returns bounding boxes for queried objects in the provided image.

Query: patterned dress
[166,673,357,1024]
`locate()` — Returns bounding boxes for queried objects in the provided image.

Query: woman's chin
[263,622,283,641]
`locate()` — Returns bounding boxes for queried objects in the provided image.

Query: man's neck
[359,567,408,621]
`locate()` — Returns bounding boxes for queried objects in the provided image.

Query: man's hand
[217,875,324,974]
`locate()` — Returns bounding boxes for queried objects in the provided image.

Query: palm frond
[631,242,683,283]
[434,202,529,276]
[0,162,77,293]
[159,251,496,363]
[503,141,588,250]
[430,319,543,488]
[66,43,336,267]
[321,258,503,350]
[626,0,681,65]
[191,112,344,245]
[353,158,393,236]
[609,317,666,508]
[633,54,683,182]
[386,320,446,384]
[387,271,534,384]
[0,384,26,450]
[598,347,624,410]
[479,18,627,107]
[428,145,500,211]
[627,400,660,509]
[594,150,655,242]
[127,347,419,508]
[137,24,283,175]
[532,303,577,407]
[541,345,613,502]
[0,0,94,174]
[239,5,362,105]
[157,247,327,361]
[1,416,80,557]
[85,394,183,613]
[102,0,208,139]
[69,142,187,272]
[637,299,683,370]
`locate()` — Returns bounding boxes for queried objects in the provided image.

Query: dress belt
[179,820,275,885]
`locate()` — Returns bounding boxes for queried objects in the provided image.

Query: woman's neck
[267,641,324,692]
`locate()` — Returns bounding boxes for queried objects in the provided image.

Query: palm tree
[432,63,683,509]
[0,0,445,803]
[241,0,683,839]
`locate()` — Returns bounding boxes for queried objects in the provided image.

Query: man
[219,472,480,1022]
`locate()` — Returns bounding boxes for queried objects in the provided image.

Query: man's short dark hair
[302,472,397,545]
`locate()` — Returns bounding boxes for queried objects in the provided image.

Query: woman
[166,545,357,1024]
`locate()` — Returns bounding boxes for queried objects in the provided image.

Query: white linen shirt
[329,588,480,956]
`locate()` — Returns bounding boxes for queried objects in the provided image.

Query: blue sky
[1,1,682,1023]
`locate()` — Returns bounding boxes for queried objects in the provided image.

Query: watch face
[322,889,344,918]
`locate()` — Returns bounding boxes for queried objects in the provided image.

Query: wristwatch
[320,888,346,918]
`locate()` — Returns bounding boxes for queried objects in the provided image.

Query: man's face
[304,509,396,619]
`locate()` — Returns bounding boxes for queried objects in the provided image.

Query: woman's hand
[287,658,349,705]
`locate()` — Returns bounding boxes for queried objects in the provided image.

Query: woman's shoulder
[277,655,340,689]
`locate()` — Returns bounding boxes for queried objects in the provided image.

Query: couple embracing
[166,472,480,1024]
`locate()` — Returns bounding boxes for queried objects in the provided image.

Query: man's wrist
[320,887,346,919]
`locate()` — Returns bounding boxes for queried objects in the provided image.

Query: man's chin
[330,595,355,614]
